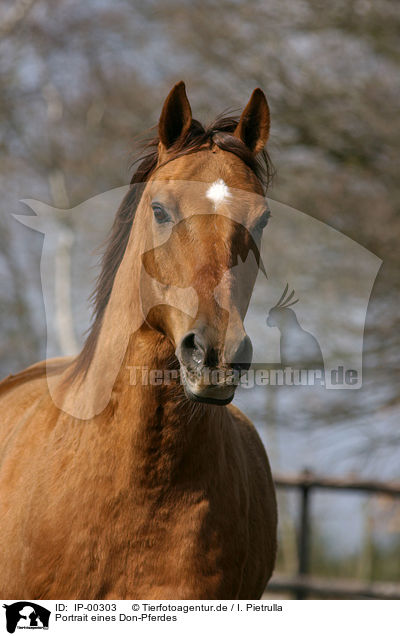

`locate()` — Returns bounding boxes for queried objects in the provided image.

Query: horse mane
[70,114,274,380]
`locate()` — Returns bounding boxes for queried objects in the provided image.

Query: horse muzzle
[176,326,253,405]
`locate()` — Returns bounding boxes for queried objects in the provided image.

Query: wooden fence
[267,470,400,599]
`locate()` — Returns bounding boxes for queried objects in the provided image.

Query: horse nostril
[179,331,206,369]
[179,329,220,370]
[230,335,253,373]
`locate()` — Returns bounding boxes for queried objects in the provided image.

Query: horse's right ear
[158,81,192,156]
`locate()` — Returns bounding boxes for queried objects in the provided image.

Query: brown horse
[0,82,277,599]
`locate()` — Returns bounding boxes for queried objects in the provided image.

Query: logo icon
[2,603,50,633]
[266,284,325,373]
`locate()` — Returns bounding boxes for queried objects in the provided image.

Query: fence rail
[268,574,400,600]
[269,470,400,600]
[274,472,400,497]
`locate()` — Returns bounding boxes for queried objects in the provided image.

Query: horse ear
[158,81,192,153]
[234,88,270,154]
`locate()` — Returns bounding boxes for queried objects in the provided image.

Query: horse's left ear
[158,81,192,154]
[234,88,270,154]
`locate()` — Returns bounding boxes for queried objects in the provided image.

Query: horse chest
[118,478,248,594]
[25,432,243,597]
[50,483,246,599]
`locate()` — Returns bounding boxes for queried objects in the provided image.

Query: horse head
[136,82,272,404]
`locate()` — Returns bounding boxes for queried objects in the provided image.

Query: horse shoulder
[0,357,71,440]
[226,403,274,483]
[0,357,72,400]
[226,403,277,597]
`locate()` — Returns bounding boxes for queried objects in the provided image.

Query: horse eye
[152,203,171,224]
[255,209,271,231]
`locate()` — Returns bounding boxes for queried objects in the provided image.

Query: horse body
[0,329,276,599]
[0,82,277,599]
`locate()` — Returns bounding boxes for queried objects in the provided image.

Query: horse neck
[108,325,224,487]
[53,215,146,420]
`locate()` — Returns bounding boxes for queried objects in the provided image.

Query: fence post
[271,471,400,599]
[297,469,311,599]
